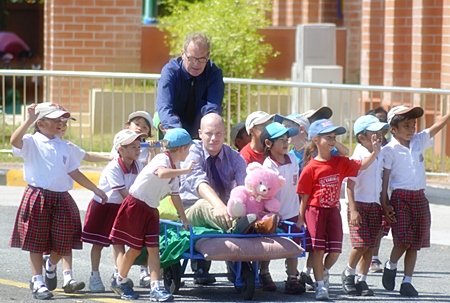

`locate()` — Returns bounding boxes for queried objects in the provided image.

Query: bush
[158,0,277,79]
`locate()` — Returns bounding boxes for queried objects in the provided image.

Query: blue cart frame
[160,219,306,300]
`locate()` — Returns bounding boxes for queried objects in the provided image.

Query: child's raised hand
[26,104,39,122]
[371,133,381,155]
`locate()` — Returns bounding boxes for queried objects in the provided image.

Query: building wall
[43,0,142,111]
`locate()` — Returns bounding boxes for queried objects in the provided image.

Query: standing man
[180,113,247,284]
[156,33,225,139]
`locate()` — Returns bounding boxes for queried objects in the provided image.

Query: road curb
[0,168,101,189]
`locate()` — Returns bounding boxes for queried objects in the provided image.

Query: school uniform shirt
[12,132,80,192]
[93,157,143,204]
[129,152,179,208]
[380,129,433,191]
[240,142,265,164]
[297,156,361,208]
[263,153,299,219]
[110,145,150,167]
[348,144,384,204]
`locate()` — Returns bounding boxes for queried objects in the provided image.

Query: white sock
[151,280,160,290]
[323,267,330,275]
[402,276,412,284]
[32,275,45,290]
[117,274,128,285]
[45,259,56,279]
[386,260,397,270]
[63,269,73,285]
[317,280,324,288]
[345,265,356,276]
[91,271,100,279]
[303,265,312,276]
[372,255,379,261]
[358,274,367,282]
[140,267,149,277]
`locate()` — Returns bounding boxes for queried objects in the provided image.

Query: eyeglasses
[185,55,209,64]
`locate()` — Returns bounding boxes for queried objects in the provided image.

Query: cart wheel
[235,262,255,300]
[163,262,182,294]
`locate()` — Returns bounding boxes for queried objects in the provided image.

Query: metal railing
[0,69,449,175]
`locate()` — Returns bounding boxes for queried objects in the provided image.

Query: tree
[158,0,277,79]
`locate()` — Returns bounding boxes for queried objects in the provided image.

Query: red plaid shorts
[390,189,431,250]
[10,185,80,255]
[347,202,383,248]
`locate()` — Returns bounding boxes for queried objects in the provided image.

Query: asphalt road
[0,186,449,302]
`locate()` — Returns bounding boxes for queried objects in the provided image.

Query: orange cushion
[194,236,304,262]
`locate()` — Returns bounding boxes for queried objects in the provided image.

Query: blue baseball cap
[354,115,389,136]
[308,119,346,140]
[163,128,193,148]
[260,122,299,144]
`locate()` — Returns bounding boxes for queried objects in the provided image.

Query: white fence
[1,70,449,175]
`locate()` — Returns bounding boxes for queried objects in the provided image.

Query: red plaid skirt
[390,189,431,250]
[10,185,81,255]
[347,202,383,248]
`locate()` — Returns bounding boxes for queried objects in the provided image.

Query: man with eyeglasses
[156,33,224,139]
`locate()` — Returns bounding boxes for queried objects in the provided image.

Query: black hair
[366,106,387,116]
[389,113,412,128]
[355,130,368,144]
[236,127,247,140]
[127,116,152,137]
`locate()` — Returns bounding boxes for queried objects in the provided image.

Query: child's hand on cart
[296,216,305,230]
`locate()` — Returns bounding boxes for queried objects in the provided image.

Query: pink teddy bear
[227,162,285,220]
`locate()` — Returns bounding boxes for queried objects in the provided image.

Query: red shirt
[239,143,265,165]
[297,156,361,208]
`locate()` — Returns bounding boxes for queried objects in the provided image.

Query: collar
[202,143,224,161]
[117,157,139,174]
[164,151,176,169]
[34,131,58,142]
[269,154,292,167]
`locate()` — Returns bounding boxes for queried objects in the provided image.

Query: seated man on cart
[180,113,247,284]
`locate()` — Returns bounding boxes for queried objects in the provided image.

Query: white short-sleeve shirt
[380,129,433,191]
[263,153,299,220]
[12,133,80,192]
[349,144,384,204]
[129,152,180,208]
[93,157,143,204]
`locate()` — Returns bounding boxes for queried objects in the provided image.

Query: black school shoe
[341,271,357,295]
[382,264,397,291]
[44,269,57,291]
[62,279,86,293]
[400,283,419,297]
[355,281,374,296]
[30,282,53,300]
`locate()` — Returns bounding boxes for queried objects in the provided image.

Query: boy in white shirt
[109,128,194,301]
[341,115,389,296]
[381,105,450,297]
